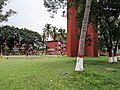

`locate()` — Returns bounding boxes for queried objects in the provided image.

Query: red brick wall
[67,6,79,57]
[47,41,67,55]
[47,41,58,49]
[67,6,98,57]
[84,22,98,57]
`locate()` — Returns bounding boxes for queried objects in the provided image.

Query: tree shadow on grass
[84,59,120,70]
[84,60,109,66]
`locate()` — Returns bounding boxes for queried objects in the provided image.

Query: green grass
[0,55,120,90]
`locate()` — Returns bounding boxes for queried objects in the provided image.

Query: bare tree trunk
[75,0,92,71]
[108,47,113,63]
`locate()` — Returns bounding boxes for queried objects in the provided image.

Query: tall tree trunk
[107,22,114,63]
[113,39,119,62]
[75,0,92,71]
[0,45,3,58]
[114,39,119,56]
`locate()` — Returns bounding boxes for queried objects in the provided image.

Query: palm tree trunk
[75,0,92,71]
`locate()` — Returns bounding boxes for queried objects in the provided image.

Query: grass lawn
[0,55,120,90]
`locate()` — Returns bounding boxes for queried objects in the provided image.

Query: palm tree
[57,28,66,55]
[43,23,52,40]
[51,26,58,41]
[58,28,66,41]
[42,23,52,54]
[75,0,92,71]
[51,26,58,55]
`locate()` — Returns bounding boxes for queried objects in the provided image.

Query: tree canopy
[0,25,42,52]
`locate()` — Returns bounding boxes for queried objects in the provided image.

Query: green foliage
[75,0,120,56]
[0,25,42,51]
[76,0,86,29]
[0,0,17,22]
[0,56,120,89]
[58,27,66,41]
[44,0,67,18]
[96,0,120,56]
[42,23,66,41]
[51,26,58,40]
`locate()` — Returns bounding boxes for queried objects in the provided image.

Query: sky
[1,0,67,34]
